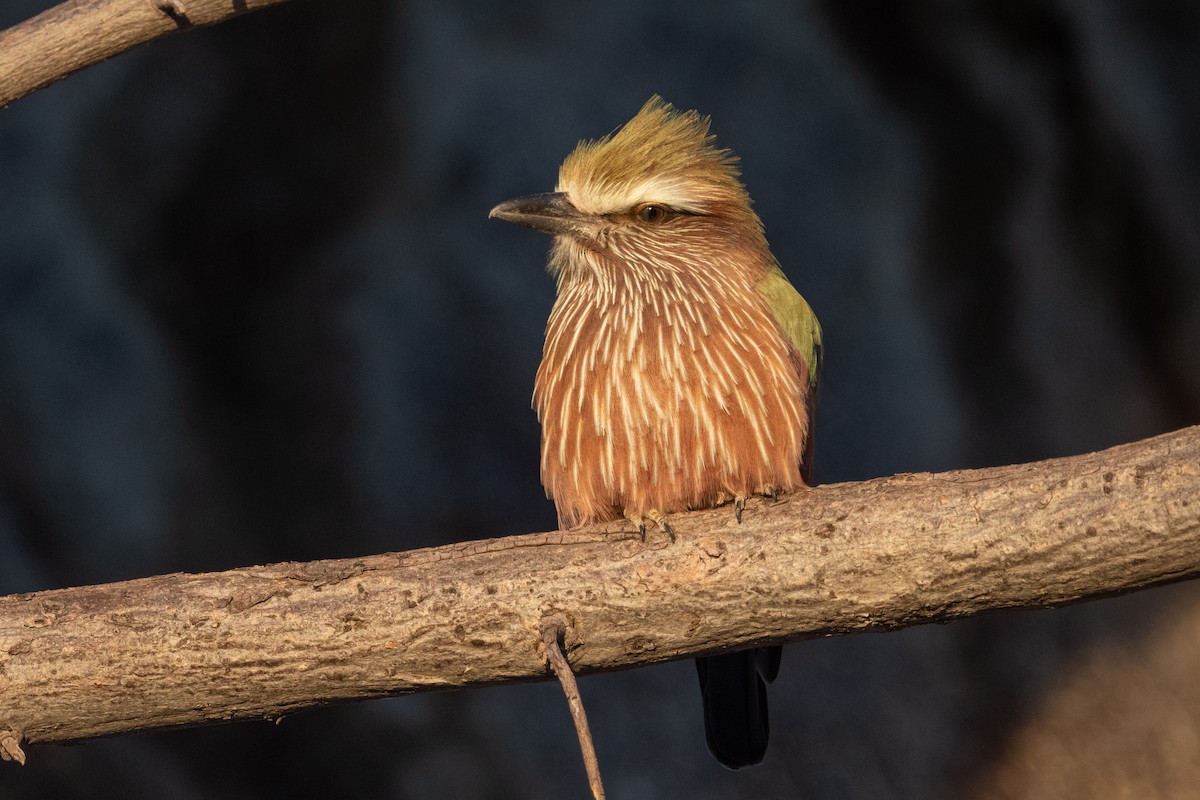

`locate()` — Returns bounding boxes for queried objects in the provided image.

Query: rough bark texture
[0,425,1196,760]
[0,0,294,107]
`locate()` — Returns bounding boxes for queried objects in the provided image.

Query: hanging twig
[541,614,606,800]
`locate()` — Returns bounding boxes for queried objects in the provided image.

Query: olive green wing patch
[758,263,822,396]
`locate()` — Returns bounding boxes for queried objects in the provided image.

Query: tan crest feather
[556,96,751,215]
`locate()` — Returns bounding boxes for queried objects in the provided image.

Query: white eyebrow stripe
[562,175,707,215]
[622,176,705,211]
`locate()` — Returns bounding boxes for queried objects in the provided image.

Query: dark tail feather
[695,646,781,769]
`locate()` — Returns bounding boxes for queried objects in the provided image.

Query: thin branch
[0,426,1198,760]
[541,614,605,800]
[0,0,295,108]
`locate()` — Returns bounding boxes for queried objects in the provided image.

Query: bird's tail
[695,646,782,769]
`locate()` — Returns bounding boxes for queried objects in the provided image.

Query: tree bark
[1,425,1198,762]
[0,0,294,107]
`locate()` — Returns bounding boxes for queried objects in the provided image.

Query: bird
[489,97,821,769]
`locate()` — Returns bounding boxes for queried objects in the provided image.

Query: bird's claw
[734,496,746,524]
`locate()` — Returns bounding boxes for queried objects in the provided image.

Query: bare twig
[541,615,605,800]
[0,425,1197,761]
[0,0,295,107]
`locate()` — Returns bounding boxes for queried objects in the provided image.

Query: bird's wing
[758,262,822,485]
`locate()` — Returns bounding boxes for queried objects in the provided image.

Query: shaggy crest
[557,96,752,216]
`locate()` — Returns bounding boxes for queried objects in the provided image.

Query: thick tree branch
[1,426,1198,761]
[0,0,294,107]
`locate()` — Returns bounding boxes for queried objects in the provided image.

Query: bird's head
[490,97,769,285]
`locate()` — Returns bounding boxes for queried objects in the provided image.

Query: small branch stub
[154,0,190,23]
[541,614,606,800]
[0,730,25,766]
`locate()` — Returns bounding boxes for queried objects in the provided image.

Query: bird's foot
[626,510,675,543]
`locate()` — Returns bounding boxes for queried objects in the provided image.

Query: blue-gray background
[3,1,1199,798]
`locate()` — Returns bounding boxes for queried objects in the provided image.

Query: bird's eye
[635,203,670,224]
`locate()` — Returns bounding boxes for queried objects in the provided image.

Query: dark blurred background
[2,1,1199,797]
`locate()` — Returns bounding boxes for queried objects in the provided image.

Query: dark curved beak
[489,192,582,236]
